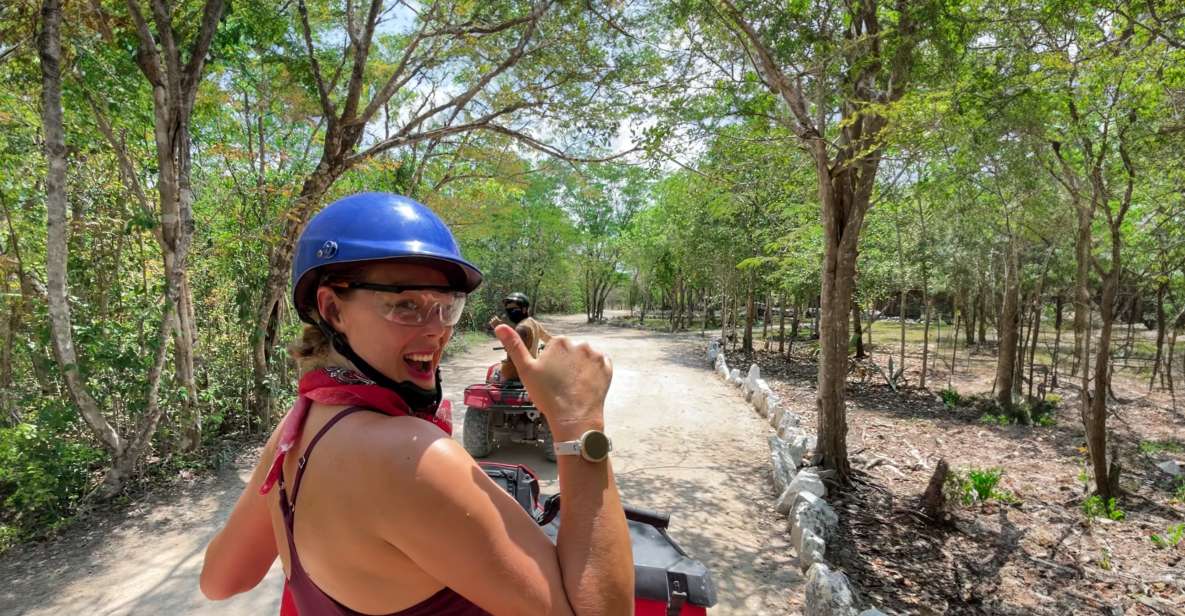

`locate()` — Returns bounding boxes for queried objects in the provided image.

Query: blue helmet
[292,192,483,323]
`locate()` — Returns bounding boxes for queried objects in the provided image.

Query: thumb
[494,324,534,373]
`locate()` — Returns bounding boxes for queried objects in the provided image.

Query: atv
[481,461,718,615]
[462,357,555,461]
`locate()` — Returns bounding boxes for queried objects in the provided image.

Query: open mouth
[403,353,435,380]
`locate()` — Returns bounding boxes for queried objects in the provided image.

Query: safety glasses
[330,282,467,326]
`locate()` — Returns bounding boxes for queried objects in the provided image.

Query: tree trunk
[949,309,960,389]
[921,296,932,390]
[701,290,708,334]
[1122,293,1137,367]
[963,288,976,347]
[41,0,123,454]
[743,282,754,353]
[812,295,820,340]
[1150,281,1167,390]
[895,208,908,373]
[40,0,182,497]
[0,276,15,425]
[1014,301,1027,402]
[852,299,865,359]
[977,282,988,345]
[1052,294,1064,388]
[1089,266,1120,500]
[762,293,772,350]
[1166,324,1178,399]
[778,294,787,355]
[251,169,339,423]
[725,285,734,348]
[1028,295,1043,399]
[995,241,1021,418]
[789,303,800,355]
[815,161,875,483]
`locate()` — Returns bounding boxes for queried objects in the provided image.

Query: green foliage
[980,413,1013,427]
[1027,397,1060,427]
[1172,478,1185,504]
[0,420,104,543]
[1139,440,1185,456]
[948,467,1014,506]
[940,387,962,408]
[1149,523,1185,549]
[442,330,493,361]
[1081,495,1126,522]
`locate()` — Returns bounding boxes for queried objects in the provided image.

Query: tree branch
[716,0,818,139]
[296,0,336,117]
[181,0,225,106]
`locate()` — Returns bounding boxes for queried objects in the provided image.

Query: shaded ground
[737,341,1185,615]
[0,315,801,615]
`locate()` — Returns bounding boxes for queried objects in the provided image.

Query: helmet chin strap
[315,321,442,413]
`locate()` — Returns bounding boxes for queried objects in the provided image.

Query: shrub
[1033,413,1057,427]
[0,422,104,542]
[1026,397,1059,426]
[1139,440,1185,456]
[980,413,1012,427]
[1149,523,1185,549]
[940,387,962,408]
[948,467,1014,505]
[967,467,1004,502]
[1081,495,1126,522]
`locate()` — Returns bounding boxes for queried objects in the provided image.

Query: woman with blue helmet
[199,193,634,615]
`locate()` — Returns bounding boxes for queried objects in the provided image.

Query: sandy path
[0,315,801,615]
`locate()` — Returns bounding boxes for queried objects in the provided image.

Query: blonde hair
[288,266,365,376]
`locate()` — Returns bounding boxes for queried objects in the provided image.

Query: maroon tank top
[277,407,491,616]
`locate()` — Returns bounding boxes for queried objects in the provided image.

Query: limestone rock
[788,469,827,500]
[728,368,742,385]
[1157,460,1182,478]
[804,563,858,616]
[783,433,813,469]
[798,526,827,572]
[768,436,798,495]
[753,379,775,415]
[791,491,839,547]
[769,404,786,429]
[858,610,889,616]
[707,339,721,366]
[776,410,802,439]
[743,364,761,400]
[775,468,826,514]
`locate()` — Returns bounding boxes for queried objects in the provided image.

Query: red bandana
[259,367,452,496]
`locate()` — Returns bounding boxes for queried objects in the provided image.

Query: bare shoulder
[334,414,473,492]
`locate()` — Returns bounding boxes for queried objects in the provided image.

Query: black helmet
[504,292,530,308]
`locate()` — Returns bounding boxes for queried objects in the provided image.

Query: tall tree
[714,0,937,480]
[122,0,226,449]
[249,0,637,420]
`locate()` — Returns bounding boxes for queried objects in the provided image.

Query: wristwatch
[553,430,613,463]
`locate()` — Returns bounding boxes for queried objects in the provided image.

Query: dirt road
[0,315,801,615]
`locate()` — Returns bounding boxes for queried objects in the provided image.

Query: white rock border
[706,339,884,616]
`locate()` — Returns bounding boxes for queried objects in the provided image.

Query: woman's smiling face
[315,261,453,388]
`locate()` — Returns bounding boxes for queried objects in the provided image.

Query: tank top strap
[285,406,373,513]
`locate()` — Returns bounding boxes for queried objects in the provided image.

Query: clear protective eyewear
[331,282,467,326]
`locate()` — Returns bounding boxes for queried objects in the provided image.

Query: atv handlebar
[537,494,670,530]
[624,503,671,530]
